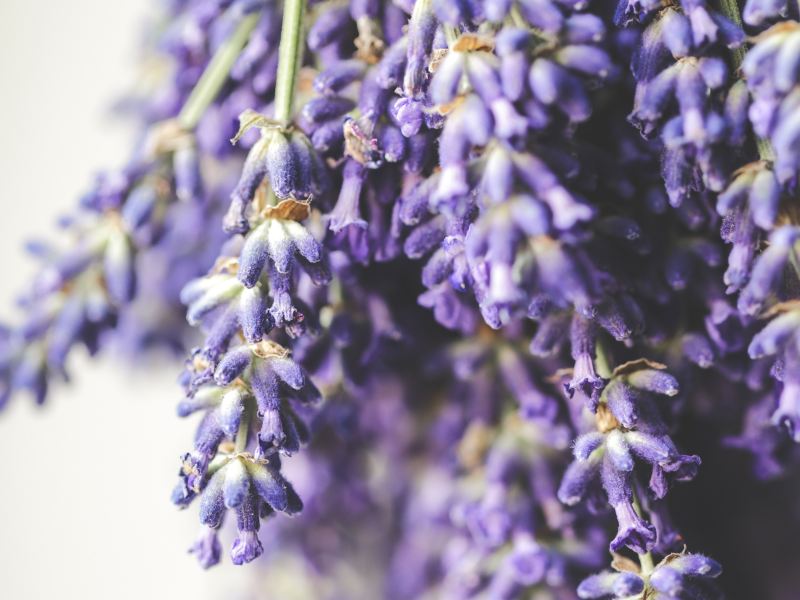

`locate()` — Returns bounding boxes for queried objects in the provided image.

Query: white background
[0,2,263,597]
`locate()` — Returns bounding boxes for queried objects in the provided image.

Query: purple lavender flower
[743,22,800,185]
[579,553,721,599]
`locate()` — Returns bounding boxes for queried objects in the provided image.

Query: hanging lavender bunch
[7,0,800,596]
[606,0,800,474]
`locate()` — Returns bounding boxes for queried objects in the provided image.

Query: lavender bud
[214,346,252,385]
[404,0,437,98]
[577,571,644,599]
[605,380,639,428]
[301,96,356,124]
[430,52,465,106]
[223,457,251,508]
[749,167,781,231]
[198,472,225,527]
[307,6,352,51]
[375,39,408,89]
[189,528,222,569]
[626,369,680,396]
[606,430,635,472]
[266,132,296,199]
[573,432,605,460]
[313,59,366,95]
[218,388,245,437]
[558,450,601,505]
[529,58,591,122]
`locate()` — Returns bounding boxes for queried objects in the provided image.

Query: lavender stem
[274,0,308,125]
[717,0,776,160]
[178,12,260,130]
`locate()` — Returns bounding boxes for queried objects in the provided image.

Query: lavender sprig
[0,2,265,408]
[172,0,333,565]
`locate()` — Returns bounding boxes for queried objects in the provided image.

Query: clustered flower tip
[578,552,723,599]
[5,0,800,594]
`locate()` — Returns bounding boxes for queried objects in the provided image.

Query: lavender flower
[579,553,721,599]
[743,22,800,184]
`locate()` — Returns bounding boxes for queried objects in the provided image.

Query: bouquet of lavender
[4,0,800,597]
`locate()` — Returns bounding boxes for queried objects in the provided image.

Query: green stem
[789,245,800,280]
[756,137,775,161]
[274,0,308,125]
[509,6,527,29]
[594,335,614,379]
[716,0,775,161]
[718,0,746,64]
[444,24,461,47]
[178,13,260,130]
[638,548,656,576]
[234,398,251,453]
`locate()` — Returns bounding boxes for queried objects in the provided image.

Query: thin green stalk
[756,137,775,161]
[594,336,614,380]
[638,548,656,576]
[273,0,308,125]
[178,12,260,130]
[716,0,775,161]
[234,398,251,453]
[444,25,461,47]
[718,0,747,64]
[509,5,527,29]
[789,245,800,280]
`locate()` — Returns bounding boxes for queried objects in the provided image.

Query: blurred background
[0,2,259,597]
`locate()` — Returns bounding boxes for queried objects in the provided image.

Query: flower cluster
[0,0,265,406]
[579,552,723,599]
[7,0,800,596]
